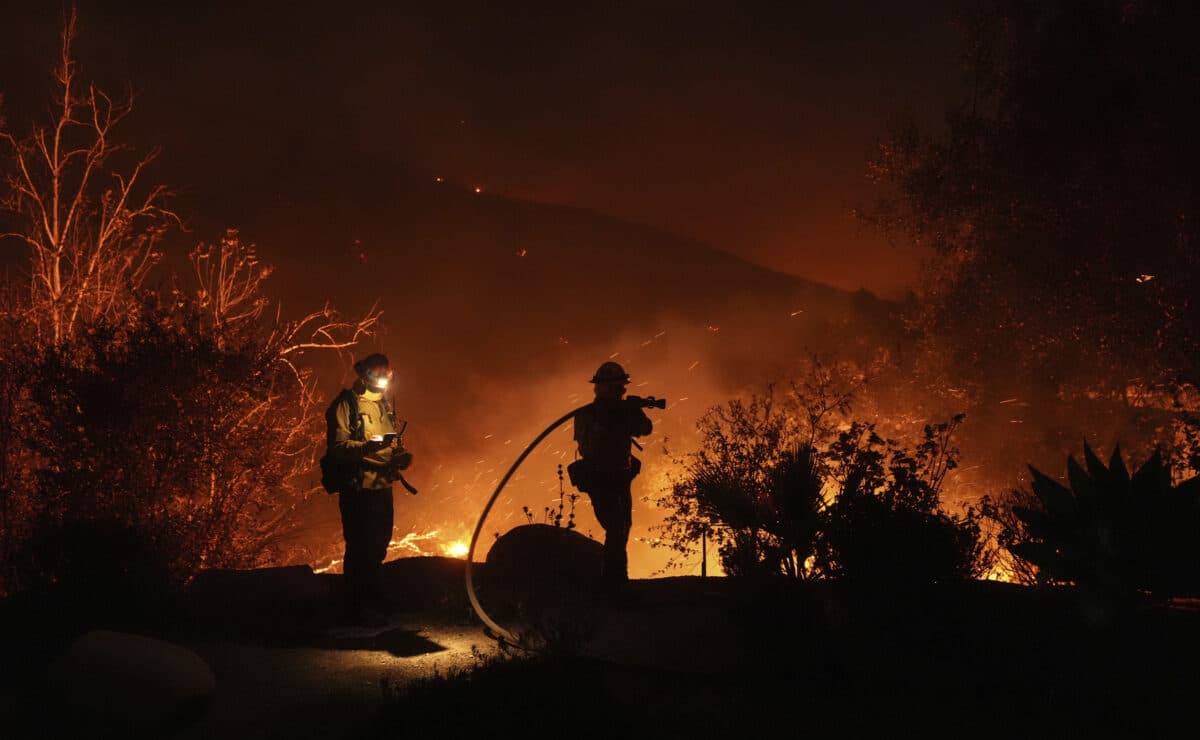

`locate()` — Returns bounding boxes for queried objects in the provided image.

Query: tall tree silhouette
[868,0,1200,400]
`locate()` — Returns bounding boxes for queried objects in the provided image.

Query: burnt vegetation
[0,13,377,603]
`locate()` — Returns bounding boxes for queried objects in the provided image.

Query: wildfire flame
[313,529,472,573]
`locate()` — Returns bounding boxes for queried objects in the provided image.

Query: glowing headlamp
[364,366,393,391]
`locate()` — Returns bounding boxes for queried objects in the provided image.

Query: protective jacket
[573,399,653,471]
[325,381,406,491]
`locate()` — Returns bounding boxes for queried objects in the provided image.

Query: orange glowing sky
[3,1,960,296]
[1,1,968,577]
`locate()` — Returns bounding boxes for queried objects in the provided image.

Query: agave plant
[1011,444,1200,598]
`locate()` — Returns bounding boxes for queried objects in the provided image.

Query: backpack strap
[338,389,364,442]
[380,394,398,431]
[342,389,367,490]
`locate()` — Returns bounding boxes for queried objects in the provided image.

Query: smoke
[299,293,879,577]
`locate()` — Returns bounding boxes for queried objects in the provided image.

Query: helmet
[354,353,393,391]
[590,361,630,384]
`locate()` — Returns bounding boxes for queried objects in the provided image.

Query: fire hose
[464,405,589,646]
[465,396,665,646]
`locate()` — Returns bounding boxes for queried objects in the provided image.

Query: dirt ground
[6,559,1200,739]
[176,616,495,740]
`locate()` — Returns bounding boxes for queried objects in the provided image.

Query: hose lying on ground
[464,405,589,646]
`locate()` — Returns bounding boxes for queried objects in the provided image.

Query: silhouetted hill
[160,158,905,568]
[175,157,896,402]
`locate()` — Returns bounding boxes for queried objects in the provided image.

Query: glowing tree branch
[0,8,177,345]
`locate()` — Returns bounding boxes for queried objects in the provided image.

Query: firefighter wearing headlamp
[324,353,413,621]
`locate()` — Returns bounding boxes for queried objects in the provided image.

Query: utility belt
[321,458,417,496]
[567,455,641,493]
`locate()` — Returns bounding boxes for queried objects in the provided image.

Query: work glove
[393,451,414,470]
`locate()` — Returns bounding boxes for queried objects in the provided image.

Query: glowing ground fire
[314,530,471,573]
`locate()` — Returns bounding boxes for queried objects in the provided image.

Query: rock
[42,630,215,735]
[189,564,325,610]
[485,524,604,591]
[377,556,466,611]
[186,564,328,634]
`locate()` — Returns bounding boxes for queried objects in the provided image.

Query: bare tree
[0,13,383,593]
[0,8,176,345]
[185,231,382,567]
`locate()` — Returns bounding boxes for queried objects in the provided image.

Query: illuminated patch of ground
[177,623,497,739]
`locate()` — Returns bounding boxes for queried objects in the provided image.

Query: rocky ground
[3,551,1199,739]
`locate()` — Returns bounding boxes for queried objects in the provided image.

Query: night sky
[2,1,959,295]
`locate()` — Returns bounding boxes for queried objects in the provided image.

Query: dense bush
[0,18,374,597]
[0,260,352,596]
[657,369,986,583]
[820,419,986,583]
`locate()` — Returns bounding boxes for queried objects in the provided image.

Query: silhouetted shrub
[823,491,983,584]
[658,369,986,582]
[368,652,629,738]
[1,302,287,595]
[15,513,176,618]
[657,390,830,578]
[0,19,377,598]
[818,418,986,583]
[1003,444,1200,598]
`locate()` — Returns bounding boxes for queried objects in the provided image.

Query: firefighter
[324,353,413,621]
[572,361,653,588]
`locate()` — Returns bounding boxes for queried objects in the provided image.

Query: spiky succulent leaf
[1028,466,1076,521]
[1011,504,1049,531]
[1012,504,1072,543]
[1066,455,1098,520]
[1010,541,1072,582]
[1130,450,1169,497]
[1011,447,1200,598]
[1083,441,1109,487]
[1108,445,1131,489]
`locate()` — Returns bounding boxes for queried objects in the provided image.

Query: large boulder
[485,524,604,592]
[41,630,215,736]
[377,555,466,611]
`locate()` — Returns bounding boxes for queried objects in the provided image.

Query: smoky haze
[200,166,892,575]
[0,3,958,575]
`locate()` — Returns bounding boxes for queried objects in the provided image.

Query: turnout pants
[338,486,394,609]
[587,472,633,586]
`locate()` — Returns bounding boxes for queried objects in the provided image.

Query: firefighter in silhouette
[572,361,653,588]
[324,353,414,621]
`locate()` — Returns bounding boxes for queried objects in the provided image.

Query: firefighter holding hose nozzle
[570,361,662,591]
